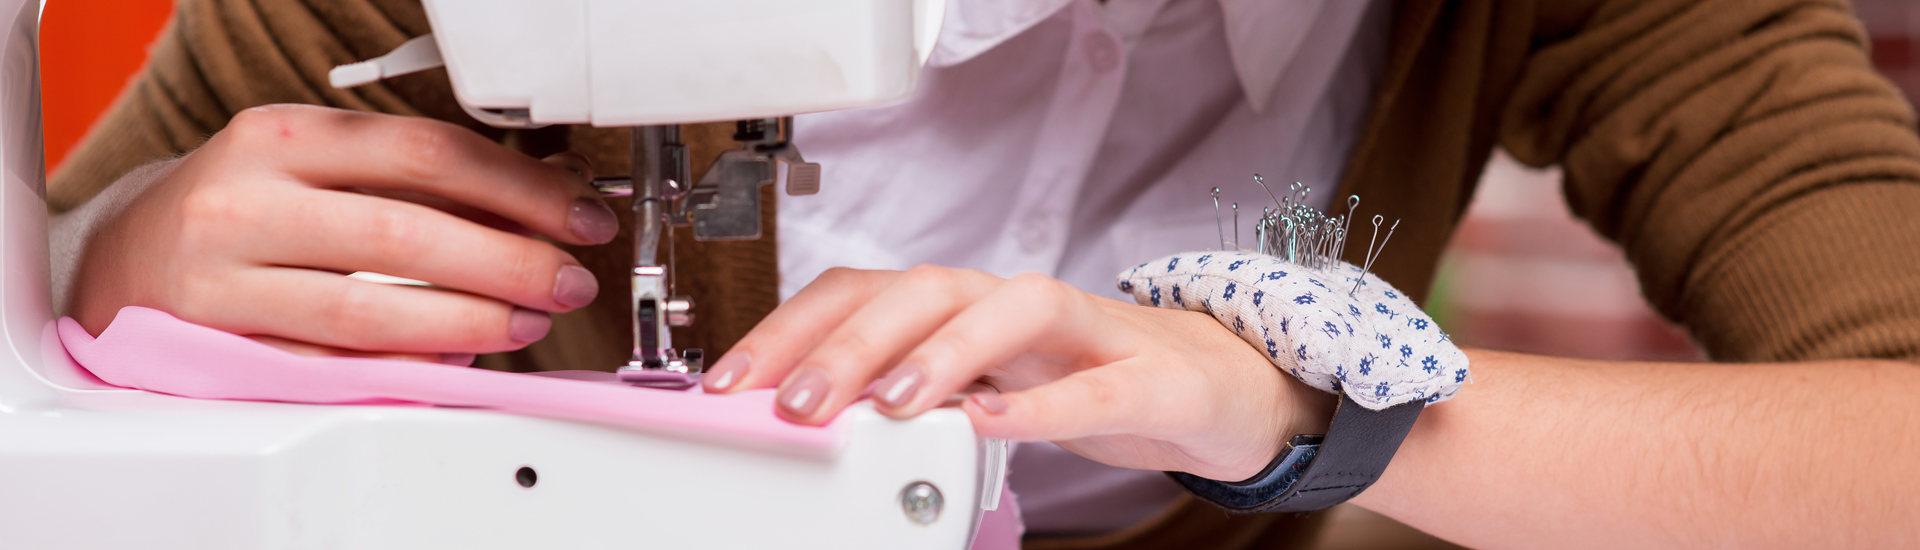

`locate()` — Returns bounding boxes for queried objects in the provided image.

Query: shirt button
[1018,212,1055,253]
[1083,33,1120,73]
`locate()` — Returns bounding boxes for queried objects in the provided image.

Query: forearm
[1352,349,1920,549]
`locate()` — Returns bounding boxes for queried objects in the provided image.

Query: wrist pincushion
[1118,251,1468,410]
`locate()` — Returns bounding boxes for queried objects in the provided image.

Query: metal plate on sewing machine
[617,368,701,389]
[686,150,775,241]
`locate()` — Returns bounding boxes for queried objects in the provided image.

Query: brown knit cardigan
[48,0,1920,547]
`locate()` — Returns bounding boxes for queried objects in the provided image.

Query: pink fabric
[56,306,1025,549]
[57,307,844,451]
[974,485,1026,549]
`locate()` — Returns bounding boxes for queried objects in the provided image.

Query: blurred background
[1425,0,1920,364]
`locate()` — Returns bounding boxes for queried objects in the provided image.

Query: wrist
[1220,368,1332,482]
[1279,369,1336,441]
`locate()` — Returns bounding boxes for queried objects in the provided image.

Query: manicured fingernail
[704,352,750,392]
[553,265,599,308]
[438,353,476,366]
[508,308,551,343]
[875,365,924,408]
[544,152,594,179]
[777,367,831,418]
[568,199,618,244]
[970,392,1009,415]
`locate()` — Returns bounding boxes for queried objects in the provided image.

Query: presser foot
[616,369,701,390]
[616,350,705,390]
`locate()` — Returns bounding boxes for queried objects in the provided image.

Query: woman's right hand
[66,104,617,363]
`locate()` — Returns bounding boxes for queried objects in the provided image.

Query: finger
[249,189,597,312]
[338,152,593,239]
[961,364,1163,442]
[209,105,618,246]
[246,334,474,365]
[352,188,536,238]
[771,265,1002,424]
[180,267,552,354]
[882,274,1136,418]
[703,267,898,394]
[970,363,1288,481]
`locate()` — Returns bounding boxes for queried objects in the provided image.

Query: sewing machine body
[1,378,984,548]
[420,0,944,126]
[0,1,988,548]
[1,383,984,549]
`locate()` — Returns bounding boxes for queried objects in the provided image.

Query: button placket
[1083,33,1121,73]
[991,2,1131,276]
[1016,210,1058,254]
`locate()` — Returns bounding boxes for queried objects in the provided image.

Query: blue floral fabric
[1117,251,1469,410]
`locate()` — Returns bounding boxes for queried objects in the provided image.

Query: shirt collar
[927,0,1329,112]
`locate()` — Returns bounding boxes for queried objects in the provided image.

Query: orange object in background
[40,0,173,173]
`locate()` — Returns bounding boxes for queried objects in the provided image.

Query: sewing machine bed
[0,309,994,549]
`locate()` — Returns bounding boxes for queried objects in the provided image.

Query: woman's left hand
[703,265,1333,481]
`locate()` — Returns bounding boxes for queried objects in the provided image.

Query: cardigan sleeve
[1500,0,1920,363]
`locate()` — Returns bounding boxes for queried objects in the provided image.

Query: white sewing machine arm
[0,1,993,548]
[332,0,947,127]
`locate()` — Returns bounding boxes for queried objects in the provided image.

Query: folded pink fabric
[58,307,844,450]
[55,307,1022,549]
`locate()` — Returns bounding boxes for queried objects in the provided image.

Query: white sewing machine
[0,1,1000,548]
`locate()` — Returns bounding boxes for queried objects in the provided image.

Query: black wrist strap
[1169,392,1424,513]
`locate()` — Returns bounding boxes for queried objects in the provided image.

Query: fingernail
[508,308,551,343]
[553,265,599,308]
[544,152,594,179]
[875,365,924,408]
[777,367,831,418]
[568,199,618,244]
[704,351,751,392]
[970,392,1009,415]
[438,353,476,366]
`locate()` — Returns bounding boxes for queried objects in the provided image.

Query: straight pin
[1351,215,1398,296]
[1253,174,1282,210]
[1338,195,1359,261]
[1212,187,1225,250]
[1229,178,1395,279]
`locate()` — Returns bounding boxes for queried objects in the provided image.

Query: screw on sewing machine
[515,466,538,488]
[899,481,944,525]
[592,176,633,197]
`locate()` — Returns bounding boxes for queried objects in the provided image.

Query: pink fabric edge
[973,484,1025,550]
[56,307,845,451]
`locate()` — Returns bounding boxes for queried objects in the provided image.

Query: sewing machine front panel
[0,390,982,549]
